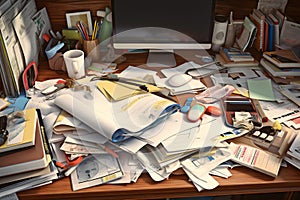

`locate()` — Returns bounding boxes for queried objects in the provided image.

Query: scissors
[22,62,38,96]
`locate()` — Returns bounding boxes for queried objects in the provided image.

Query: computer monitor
[111,0,215,67]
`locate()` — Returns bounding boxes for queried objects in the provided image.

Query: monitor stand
[146,49,176,67]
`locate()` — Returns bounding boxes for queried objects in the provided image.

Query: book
[279,19,300,49]
[236,16,257,51]
[273,9,285,32]
[229,142,282,177]
[252,9,265,51]
[265,17,275,51]
[216,48,258,67]
[0,108,37,154]
[260,58,300,77]
[263,49,300,68]
[0,161,53,185]
[220,47,255,62]
[216,54,259,67]
[229,122,295,177]
[0,113,49,177]
[268,13,280,46]
[263,16,269,52]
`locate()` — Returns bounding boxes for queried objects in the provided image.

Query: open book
[54,84,180,143]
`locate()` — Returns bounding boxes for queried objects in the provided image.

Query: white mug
[63,49,85,79]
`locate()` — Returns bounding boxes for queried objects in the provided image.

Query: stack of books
[249,8,285,52]
[260,49,300,83]
[0,109,59,197]
[216,47,259,67]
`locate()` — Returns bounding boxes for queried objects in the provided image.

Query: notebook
[0,116,48,177]
[0,108,37,153]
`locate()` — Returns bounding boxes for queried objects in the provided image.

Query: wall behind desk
[37,0,300,33]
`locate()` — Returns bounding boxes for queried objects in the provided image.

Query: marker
[252,99,268,122]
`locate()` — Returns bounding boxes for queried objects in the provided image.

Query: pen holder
[48,52,67,72]
[83,39,100,55]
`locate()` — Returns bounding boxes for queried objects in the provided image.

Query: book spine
[252,9,265,51]
[266,17,275,51]
[269,13,280,46]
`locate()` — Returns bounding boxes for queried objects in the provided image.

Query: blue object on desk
[180,98,193,113]
[45,38,65,59]
[3,94,29,115]
[111,104,180,142]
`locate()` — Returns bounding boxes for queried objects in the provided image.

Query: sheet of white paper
[119,65,157,79]
[66,132,108,145]
[12,0,38,65]
[210,167,232,178]
[136,150,170,182]
[183,169,218,190]
[181,148,232,180]
[109,151,139,184]
[139,112,200,147]
[119,138,147,153]
[154,76,206,95]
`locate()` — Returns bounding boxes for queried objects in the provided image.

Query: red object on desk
[22,61,38,91]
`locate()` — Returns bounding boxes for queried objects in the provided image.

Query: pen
[229,11,233,24]
[76,22,87,40]
[91,75,151,92]
[252,99,268,122]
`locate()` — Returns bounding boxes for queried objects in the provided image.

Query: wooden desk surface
[18,166,300,200]
[18,52,300,200]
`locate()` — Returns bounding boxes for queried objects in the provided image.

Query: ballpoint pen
[91,74,150,92]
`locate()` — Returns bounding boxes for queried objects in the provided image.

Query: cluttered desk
[6,52,300,200]
[1,0,300,200]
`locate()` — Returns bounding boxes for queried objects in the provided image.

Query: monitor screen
[111,0,215,50]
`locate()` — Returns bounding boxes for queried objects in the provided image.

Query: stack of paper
[54,83,180,143]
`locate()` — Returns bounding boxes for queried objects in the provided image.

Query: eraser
[187,104,206,122]
[205,106,222,116]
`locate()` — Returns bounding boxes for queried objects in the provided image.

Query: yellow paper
[96,80,161,101]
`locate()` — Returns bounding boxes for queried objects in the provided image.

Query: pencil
[79,21,89,40]
[92,20,97,40]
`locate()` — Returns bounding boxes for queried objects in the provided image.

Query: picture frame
[66,11,93,36]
